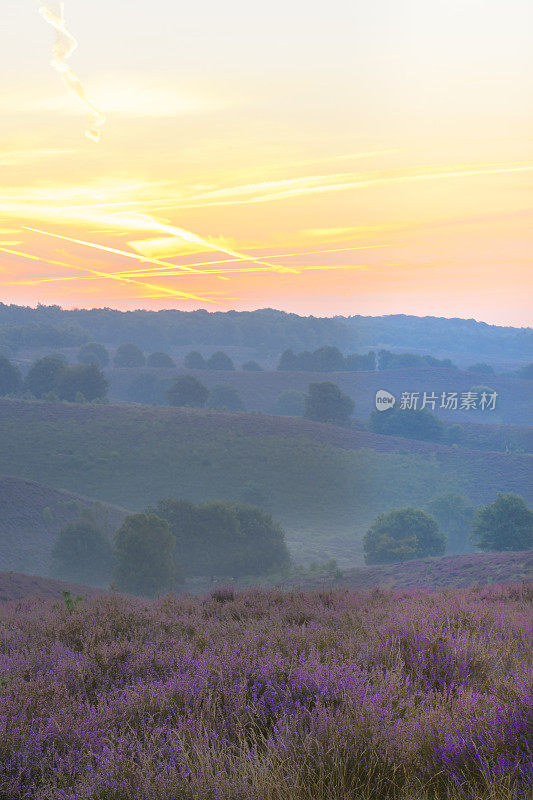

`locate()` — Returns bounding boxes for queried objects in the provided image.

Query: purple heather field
[0,582,532,800]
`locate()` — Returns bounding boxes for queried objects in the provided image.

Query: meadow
[0,399,531,565]
[0,582,531,799]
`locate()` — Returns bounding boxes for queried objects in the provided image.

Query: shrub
[146,351,175,368]
[78,342,110,368]
[57,364,108,402]
[206,351,235,370]
[167,375,209,408]
[113,343,145,367]
[184,351,206,369]
[24,356,65,398]
[303,381,354,426]
[369,407,444,442]
[471,493,533,552]
[363,507,446,565]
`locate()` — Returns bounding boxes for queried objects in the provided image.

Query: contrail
[38,2,105,141]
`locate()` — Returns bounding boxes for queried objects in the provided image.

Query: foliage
[369,407,444,442]
[471,493,533,552]
[241,360,263,371]
[184,350,206,369]
[207,384,245,411]
[56,363,108,402]
[425,493,475,554]
[113,512,182,597]
[127,372,162,404]
[274,389,307,416]
[278,346,373,372]
[148,499,290,577]
[377,349,457,370]
[146,351,175,368]
[78,341,110,368]
[167,374,209,407]
[114,343,146,367]
[303,381,354,426]
[364,507,446,565]
[344,351,376,371]
[206,350,235,370]
[24,356,66,398]
[467,363,495,374]
[0,584,531,799]
[0,356,22,396]
[51,512,113,585]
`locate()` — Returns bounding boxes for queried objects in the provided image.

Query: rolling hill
[0,399,530,565]
[0,475,127,575]
[0,570,106,603]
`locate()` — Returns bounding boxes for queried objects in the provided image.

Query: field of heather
[0,583,531,799]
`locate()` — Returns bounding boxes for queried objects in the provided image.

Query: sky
[1,0,532,325]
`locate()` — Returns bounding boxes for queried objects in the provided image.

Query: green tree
[241,360,263,371]
[113,343,145,367]
[231,503,290,576]
[113,513,181,597]
[57,364,108,402]
[51,513,113,585]
[184,351,206,369]
[147,351,175,368]
[471,493,533,552]
[274,389,307,417]
[78,342,110,368]
[24,356,65,398]
[277,349,299,370]
[363,507,445,565]
[206,351,235,370]
[312,345,345,372]
[207,384,245,411]
[425,493,475,554]
[369,407,444,442]
[303,381,354,426]
[0,356,22,396]
[344,351,376,371]
[167,375,209,408]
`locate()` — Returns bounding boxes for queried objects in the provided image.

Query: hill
[278,551,533,592]
[0,475,127,575]
[0,399,530,564]
[0,570,106,603]
[105,365,533,426]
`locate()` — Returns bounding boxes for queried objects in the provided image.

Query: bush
[78,342,110,368]
[184,351,206,369]
[114,343,145,367]
[147,352,175,368]
[57,364,108,402]
[0,356,22,396]
[471,493,533,552]
[167,375,209,408]
[51,513,113,585]
[363,507,446,565]
[207,384,245,411]
[113,513,182,597]
[369,407,444,442]
[303,381,354,426]
[206,351,235,370]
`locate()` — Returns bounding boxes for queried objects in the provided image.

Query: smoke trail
[38,2,105,142]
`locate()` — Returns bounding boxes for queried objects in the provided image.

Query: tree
[206,351,235,370]
[311,345,345,372]
[425,493,475,554]
[467,363,494,374]
[167,374,209,408]
[207,384,245,411]
[78,342,110,368]
[363,507,445,565]
[57,364,108,402]
[113,343,145,367]
[0,356,22,396]
[369,407,444,442]
[303,381,354,426]
[127,373,162,404]
[147,351,175,368]
[113,513,181,597]
[345,352,376,371]
[241,360,263,371]
[231,503,291,576]
[51,513,113,585]
[277,349,299,370]
[184,351,206,369]
[274,389,306,417]
[471,493,533,552]
[24,356,66,398]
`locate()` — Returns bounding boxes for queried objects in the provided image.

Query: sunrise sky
[1,0,532,325]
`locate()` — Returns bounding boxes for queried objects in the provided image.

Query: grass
[0,399,531,564]
[0,582,531,799]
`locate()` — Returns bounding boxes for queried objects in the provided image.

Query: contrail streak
[0,246,211,302]
[38,2,105,141]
